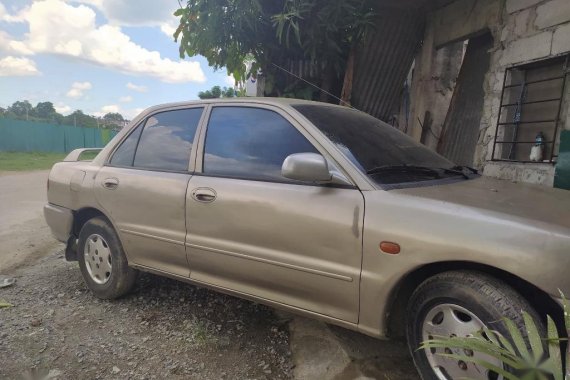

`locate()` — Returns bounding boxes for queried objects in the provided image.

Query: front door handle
[102,177,119,190]
[191,187,217,203]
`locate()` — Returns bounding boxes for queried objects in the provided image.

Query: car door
[186,105,364,323]
[95,106,205,277]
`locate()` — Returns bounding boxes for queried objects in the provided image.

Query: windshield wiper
[366,165,441,176]
[366,164,478,180]
[443,165,478,179]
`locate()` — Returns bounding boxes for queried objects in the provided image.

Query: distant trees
[1,100,125,129]
[103,112,124,124]
[7,100,33,119]
[197,85,238,99]
[34,102,57,119]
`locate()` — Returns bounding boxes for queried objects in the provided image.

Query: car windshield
[292,104,469,186]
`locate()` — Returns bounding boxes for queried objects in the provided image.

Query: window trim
[491,54,569,164]
[105,104,207,173]
[194,103,357,188]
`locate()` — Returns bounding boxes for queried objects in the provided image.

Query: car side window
[203,107,319,181]
[132,108,203,171]
[109,123,143,167]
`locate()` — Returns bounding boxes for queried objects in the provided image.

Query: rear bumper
[44,203,73,243]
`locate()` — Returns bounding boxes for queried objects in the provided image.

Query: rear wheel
[78,217,137,299]
[406,270,544,380]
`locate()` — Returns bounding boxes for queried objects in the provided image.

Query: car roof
[142,97,346,115]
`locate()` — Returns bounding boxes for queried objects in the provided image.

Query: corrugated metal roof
[351,8,425,122]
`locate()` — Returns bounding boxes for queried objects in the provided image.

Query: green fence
[0,118,117,153]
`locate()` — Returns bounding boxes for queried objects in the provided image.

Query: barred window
[491,55,569,163]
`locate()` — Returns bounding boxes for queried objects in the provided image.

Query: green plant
[421,294,569,380]
[174,0,376,100]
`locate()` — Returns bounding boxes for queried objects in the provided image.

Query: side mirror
[282,153,332,182]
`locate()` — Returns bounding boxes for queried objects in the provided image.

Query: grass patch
[0,151,67,171]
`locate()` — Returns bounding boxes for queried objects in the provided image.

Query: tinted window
[293,105,458,185]
[109,123,143,167]
[133,108,203,171]
[203,107,318,181]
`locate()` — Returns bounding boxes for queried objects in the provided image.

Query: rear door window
[131,108,203,171]
[109,123,143,167]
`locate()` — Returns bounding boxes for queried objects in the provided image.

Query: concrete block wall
[412,0,570,186]
[476,0,570,186]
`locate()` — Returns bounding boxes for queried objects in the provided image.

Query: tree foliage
[1,100,125,129]
[34,102,56,119]
[197,85,238,99]
[8,100,33,118]
[103,112,124,123]
[174,0,376,100]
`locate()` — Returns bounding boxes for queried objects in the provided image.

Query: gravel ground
[0,248,293,380]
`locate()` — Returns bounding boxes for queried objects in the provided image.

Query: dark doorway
[437,32,494,166]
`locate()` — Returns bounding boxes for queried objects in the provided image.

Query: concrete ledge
[483,162,555,186]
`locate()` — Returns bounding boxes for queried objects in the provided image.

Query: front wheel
[406,270,544,380]
[78,217,137,299]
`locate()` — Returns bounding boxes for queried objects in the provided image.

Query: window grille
[491,54,569,163]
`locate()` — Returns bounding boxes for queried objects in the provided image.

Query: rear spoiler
[63,148,103,162]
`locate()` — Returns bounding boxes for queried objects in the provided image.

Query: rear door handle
[102,177,119,190]
[191,187,217,203]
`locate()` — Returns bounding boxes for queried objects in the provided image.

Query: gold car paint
[45,98,570,340]
[185,175,364,323]
[93,167,191,277]
[358,177,570,337]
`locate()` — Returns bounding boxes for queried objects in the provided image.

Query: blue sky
[0,0,235,119]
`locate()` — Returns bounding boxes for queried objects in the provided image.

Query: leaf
[438,353,520,380]
[543,315,564,380]
[493,329,517,357]
[523,311,545,363]
[421,336,522,369]
[557,290,570,379]
[0,300,13,308]
[504,317,533,363]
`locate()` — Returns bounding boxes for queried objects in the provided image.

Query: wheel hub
[84,234,112,285]
[422,303,502,380]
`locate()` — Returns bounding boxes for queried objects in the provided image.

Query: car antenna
[270,62,357,110]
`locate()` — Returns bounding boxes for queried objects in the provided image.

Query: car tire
[77,217,137,299]
[406,270,544,380]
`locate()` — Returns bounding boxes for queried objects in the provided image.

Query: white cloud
[124,107,144,120]
[74,0,174,26]
[66,81,92,99]
[93,105,143,120]
[102,104,119,113]
[126,82,148,93]
[119,95,132,103]
[159,19,179,38]
[226,75,236,86]
[72,0,180,38]
[54,103,72,115]
[6,0,205,83]
[0,3,26,23]
[0,56,40,76]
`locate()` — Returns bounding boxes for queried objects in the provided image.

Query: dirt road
[0,170,61,273]
[0,170,418,379]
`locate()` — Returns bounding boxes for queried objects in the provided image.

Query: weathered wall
[410,0,570,187]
